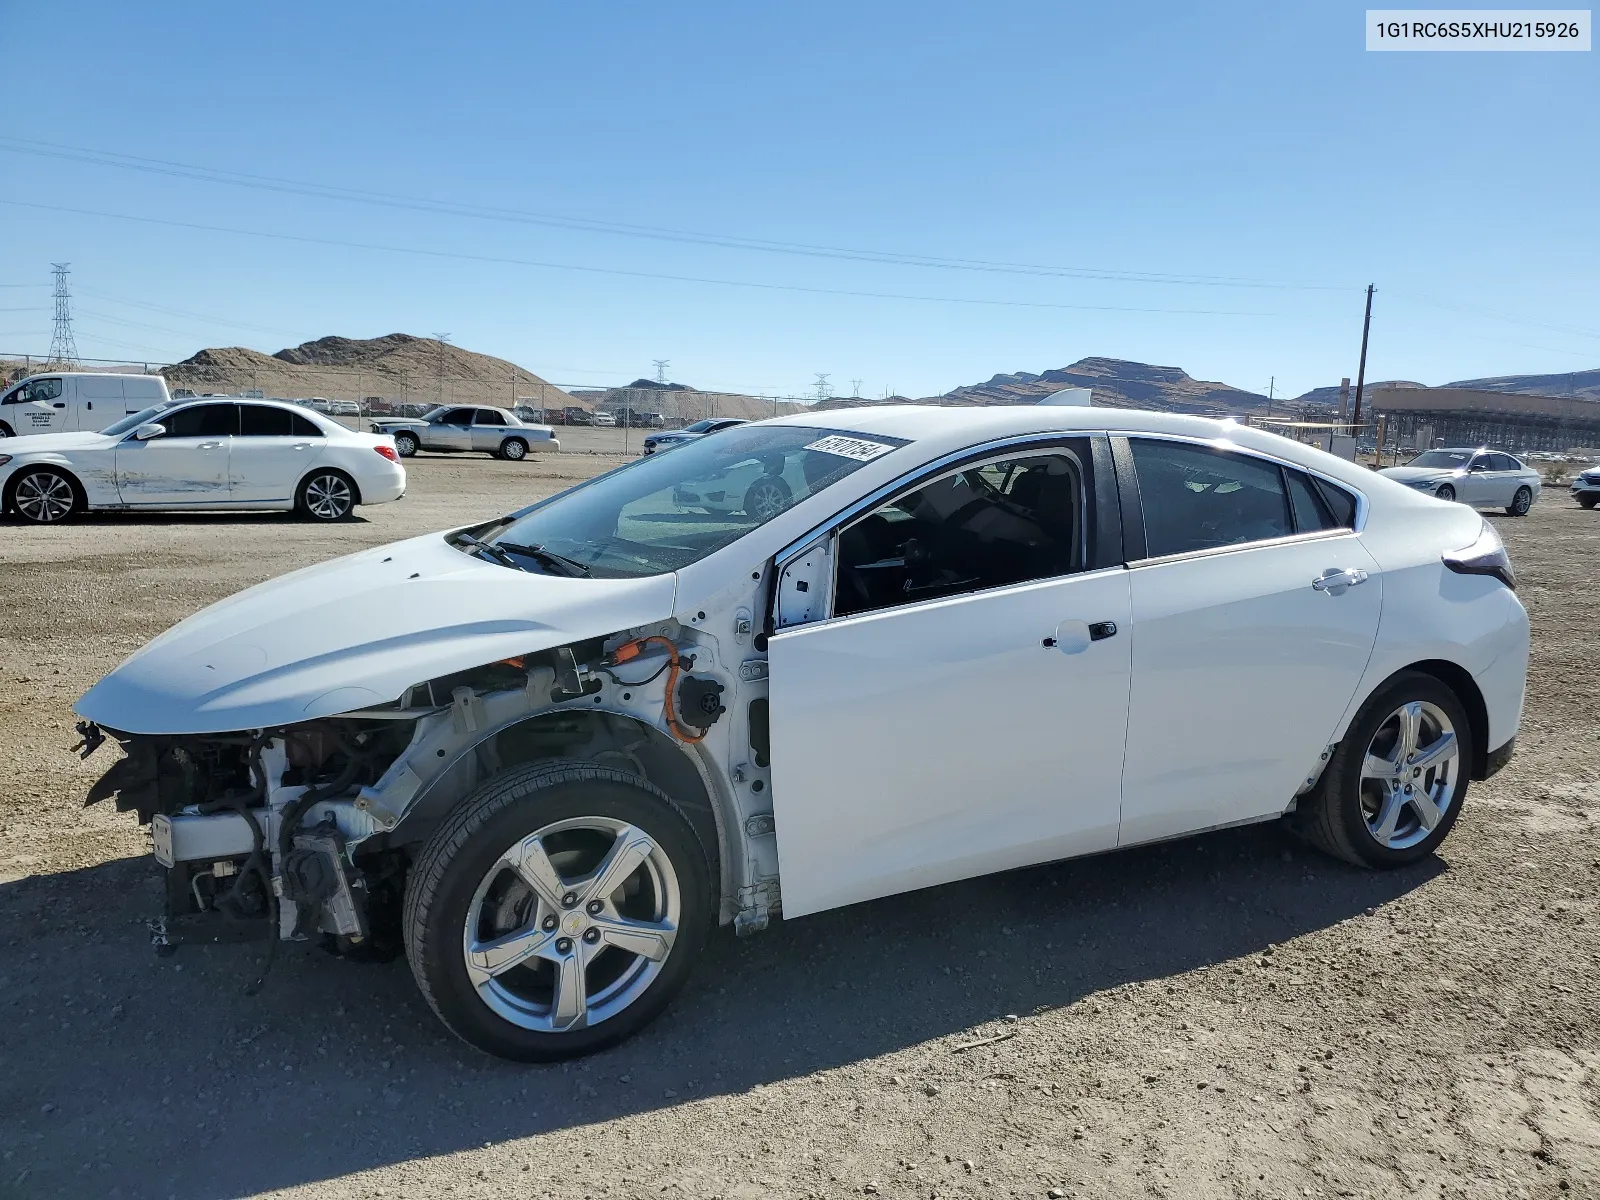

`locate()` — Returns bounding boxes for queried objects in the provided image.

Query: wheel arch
[297,464,363,506]
[387,708,731,918]
[1342,659,1492,781]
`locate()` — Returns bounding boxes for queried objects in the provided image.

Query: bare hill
[1445,367,1600,402]
[162,334,576,410]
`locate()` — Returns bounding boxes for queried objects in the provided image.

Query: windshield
[100,402,178,437]
[681,419,720,433]
[472,425,908,578]
[1406,449,1473,469]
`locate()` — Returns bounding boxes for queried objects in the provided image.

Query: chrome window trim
[775,431,1107,571]
[1113,428,1370,541]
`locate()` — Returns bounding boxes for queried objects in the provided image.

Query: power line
[0,135,1351,293]
[0,200,1281,319]
[48,263,78,366]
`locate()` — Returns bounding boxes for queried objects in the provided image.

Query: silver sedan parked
[1379,447,1541,516]
[370,406,560,461]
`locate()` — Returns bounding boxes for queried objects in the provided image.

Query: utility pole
[48,263,78,366]
[433,333,451,407]
[1265,376,1275,421]
[1349,284,1375,439]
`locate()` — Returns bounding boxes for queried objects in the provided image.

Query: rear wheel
[1434,483,1456,502]
[1577,494,1598,510]
[9,466,81,524]
[403,761,713,1061]
[393,431,419,458]
[295,469,357,521]
[743,475,793,521]
[1290,671,1472,868]
[1506,486,1532,516]
[499,438,528,461]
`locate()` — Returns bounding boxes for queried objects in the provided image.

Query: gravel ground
[1,455,1597,1200]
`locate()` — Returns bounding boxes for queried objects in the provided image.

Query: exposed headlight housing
[1443,520,1516,589]
[1409,479,1439,490]
[0,454,11,467]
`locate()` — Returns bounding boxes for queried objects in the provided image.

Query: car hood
[1,431,113,454]
[75,533,678,735]
[369,419,426,429]
[1378,466,1458,484]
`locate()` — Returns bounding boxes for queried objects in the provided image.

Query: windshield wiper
[452,532,528,572]
[496,541,592,577]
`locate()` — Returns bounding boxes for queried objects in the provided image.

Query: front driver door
[4,376,68,434]
[428,407,476,451]
[767,440,1132,918]
[115,402,234,505]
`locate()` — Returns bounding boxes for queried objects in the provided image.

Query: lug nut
[583,928,600,944]
[561,892,578,908]
[555,937,573,954]
[586,900,604,915]
[542,915,558,932]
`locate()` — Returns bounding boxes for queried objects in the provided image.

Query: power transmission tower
[813,373,832,401]
[850,378,862,398]
[48,263,78,366]
[652,359,670,384]
[433,332,451,406]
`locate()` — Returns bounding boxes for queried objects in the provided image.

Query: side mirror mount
[133,422,166,441]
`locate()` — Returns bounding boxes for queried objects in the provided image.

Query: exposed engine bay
[76,623,769,980]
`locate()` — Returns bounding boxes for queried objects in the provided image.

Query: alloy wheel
[1435,484,1456,502]
[394,433,418,457]
[304,473,353,520]
[502,439,527,461]
[1511,487,1532,515]
[746,480,790,521]
[14,470,76,523]
[462,816,680,1033]
[1359,700,1459,850]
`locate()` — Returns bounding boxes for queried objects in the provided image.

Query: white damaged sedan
[74,405,1528,1060]
[1,397,405,523]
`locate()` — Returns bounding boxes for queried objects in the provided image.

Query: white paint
[0,372,170,435]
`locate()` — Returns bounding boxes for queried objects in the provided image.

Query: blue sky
[0,0,1595,399]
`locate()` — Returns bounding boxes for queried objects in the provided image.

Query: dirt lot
[1,455,1597,1200]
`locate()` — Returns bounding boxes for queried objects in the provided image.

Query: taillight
[1443,520,1515,589]
[374,444,399,463]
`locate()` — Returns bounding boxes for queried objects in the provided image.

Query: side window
[1493,453,1520,472]
[1130,439,1291,557]
[474,409,504,426]
[440,407,475,424]
[833,446,1087,619]
[1285,469,1336,533]
[1311,477,1358,529]
[1468,455,1492,473]
[34,378,63,402]
[289,412,323,437]
[239,405,293,436]
[160,404,239,438]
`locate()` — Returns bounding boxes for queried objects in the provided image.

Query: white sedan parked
[74,405,1527,1060]
[1379,447,1541,515]
[1,398,405,524]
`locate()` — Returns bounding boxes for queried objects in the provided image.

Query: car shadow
[2,823,1442,1198]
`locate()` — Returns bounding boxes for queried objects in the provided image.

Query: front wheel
[743,475,793,521]
[0,422,12,438]
[1434,484,1456,503]
[403,761,713,1061]
[1506,486,1532,516]
[1289,671,1472,868]
[10,466,81,524]
[295,469,357,521]
[1577,494,1598,510]
[393,432,419,458]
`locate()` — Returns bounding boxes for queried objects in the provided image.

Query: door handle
[52,402,65,409]
[1042,619,1111,654]
[197,441,224,450]
[1312,567,1368,592]
[291,442,312,450]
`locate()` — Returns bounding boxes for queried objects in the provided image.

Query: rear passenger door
[231,404,323,502]
[471,408,510,453]
[1115,436,1382,846]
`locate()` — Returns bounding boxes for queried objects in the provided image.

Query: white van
[0,372,172,437]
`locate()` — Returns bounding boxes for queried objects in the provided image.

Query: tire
[1505,486,1532,516]
[1578,494,1598,510]
[0,422,12,438]
[393,432,419,458]
[742,475,793,521]
[1434,484,1456,503]
[295,469,357,521]
[8,466,82,524]
[403,760,714,1061]
[1290,671,1473,869]
[498,438,528,461]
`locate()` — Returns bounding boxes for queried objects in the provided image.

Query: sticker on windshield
[803,435,897,462]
